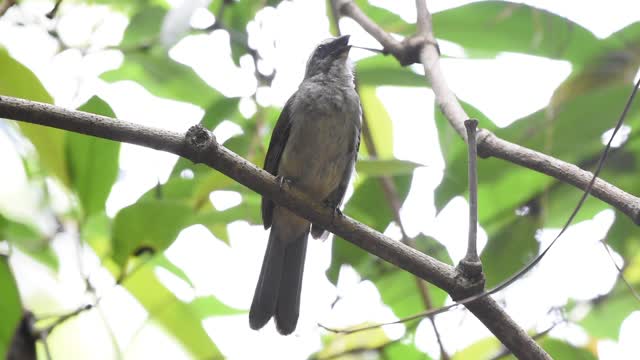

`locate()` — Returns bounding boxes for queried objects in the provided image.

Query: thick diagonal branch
[1,94,540,359]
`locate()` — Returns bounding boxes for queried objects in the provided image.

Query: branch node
[185,124,218,163]
[457,259,484,283]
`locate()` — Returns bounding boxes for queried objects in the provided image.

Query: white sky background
[0,0,639,359]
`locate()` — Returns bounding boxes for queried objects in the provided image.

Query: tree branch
[336,0,640,226]
[0,94,543,359]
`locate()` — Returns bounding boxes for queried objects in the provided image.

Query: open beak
[330,35,351,56]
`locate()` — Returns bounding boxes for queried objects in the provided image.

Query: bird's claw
[276,176,294,191]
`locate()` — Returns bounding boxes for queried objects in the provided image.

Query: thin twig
[46,0,63,19]
[461,119,481,267]
[601,241,640,303]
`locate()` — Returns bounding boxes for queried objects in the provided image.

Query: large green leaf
[0,255,21,359]
[66,97,120,218]
[359,85,394,158]
[123,258,227,359]
[0,47,68,185]
[112,199,193,267]
[481,212,541,288]
[356,56,426,87]
[433,1,600,64]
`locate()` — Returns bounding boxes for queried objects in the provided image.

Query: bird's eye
[317,45,325,52]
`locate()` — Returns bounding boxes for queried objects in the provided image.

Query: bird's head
[304,35,352,80]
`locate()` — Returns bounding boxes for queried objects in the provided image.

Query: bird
[249,35,362,335]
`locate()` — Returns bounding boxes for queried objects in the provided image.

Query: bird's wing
[261,92,297,229]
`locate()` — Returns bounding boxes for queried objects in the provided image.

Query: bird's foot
[275,176,295,191]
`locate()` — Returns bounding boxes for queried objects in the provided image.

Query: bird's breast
[278,86,360,199]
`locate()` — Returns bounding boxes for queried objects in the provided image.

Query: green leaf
[481,213,540,288]
[0,255,21,359]
[0,47,68,185]
[353,0,414,35]
[328,175,411,283]
[356,56,426,87]
[0,216,58,270]
[433,1,600,64]
[82,212,112,260]
[123,259,224,359]
[359,85,394,158]
[317,324,391,359]
[112,200,193,267]
[382,338,429,360]
[66,97,120,218]
[209,0,266,64]
[540,338,596,360]
[104,8,223,108]
[120,6,165,48]
[375,235,450,318]
[356,158,422,176]
[580,286,639,340]
[452,337,501,359]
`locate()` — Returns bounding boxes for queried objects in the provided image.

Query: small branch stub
[185,124,217,163]
[458,119,484,283]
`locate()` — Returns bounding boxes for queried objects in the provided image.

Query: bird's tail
[249,211,309,335]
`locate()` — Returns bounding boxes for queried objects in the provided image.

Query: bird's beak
[331,35,351,57]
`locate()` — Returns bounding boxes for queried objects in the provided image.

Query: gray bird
[249,35,362,335]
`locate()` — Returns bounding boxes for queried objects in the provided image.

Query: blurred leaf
[103,50,220,108]
[353,0,414,35]
[356,56,426,87]
[550,50,640,110]
[540,338,597,360]
[119,6,165,49]
[0,216,58,270]
[452,337,501,359]
[328,175,411,283]
[112,200,193,267]
[189,296,244,318]
[376,235,450,318]
[209,0,265,64]
[481,213,540,288]
[580,286,640,340]
[0,255,22,359]
[317,323,391,360]
[0,47,68,185]
[356,158,422,176]
[433,1,600,63]
[82,212,111,259]
[103,7,222,108]
[66,97,120,218]
[359,85,394,158]
[382,338,428,360]
[124,259,223,359]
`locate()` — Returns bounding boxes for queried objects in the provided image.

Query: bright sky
[0,0,639,359]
